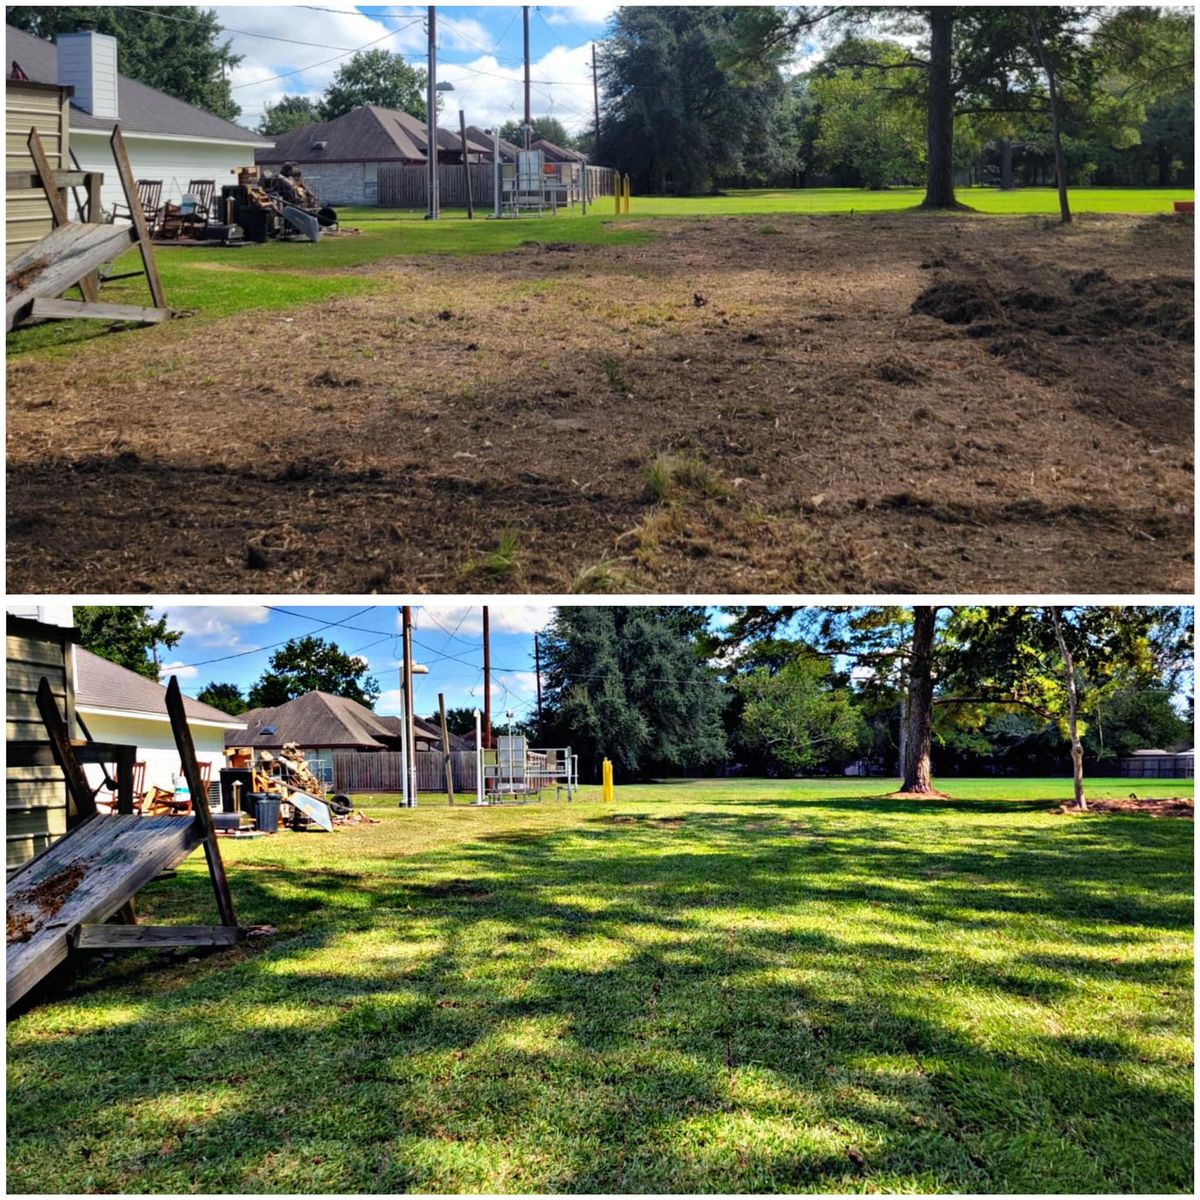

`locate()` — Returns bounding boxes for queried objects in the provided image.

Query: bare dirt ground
[6,212,1192,592]
[1055,795,1193,819]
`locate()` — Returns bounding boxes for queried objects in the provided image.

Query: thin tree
[1048,608,1086,809]
[1027,9,1071,224]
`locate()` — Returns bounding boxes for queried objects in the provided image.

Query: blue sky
[151,603,557,722]
[214,4,619,135]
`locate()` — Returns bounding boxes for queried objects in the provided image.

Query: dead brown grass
[6,212,1193,592]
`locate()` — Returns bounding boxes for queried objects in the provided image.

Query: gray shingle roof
[257,104,478,165]
[465,124,520,162]
[532,137,586,163]
[6,25,268,145]
[74,647,245,727]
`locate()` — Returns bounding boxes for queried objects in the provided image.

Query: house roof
[532,137,585,163]
[465,124,520,161]
[74,647,246,728]
[377,714,469,752]
[5,25,268,145]
[229,691,404,749]
[257,105,478,165]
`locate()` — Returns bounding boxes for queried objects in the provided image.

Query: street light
[427,79,455,220]
[399,661,429,807]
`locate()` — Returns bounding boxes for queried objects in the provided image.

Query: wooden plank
[6,170,90,190]
[27,128,99,303]
[73,924,244,950]
[165,677,237,927]
[108,126,166,309]
[7,741,136,769]
[34,678,96,822]
[26,297,171,325]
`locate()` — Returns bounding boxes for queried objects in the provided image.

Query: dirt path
[6,212,1192,592]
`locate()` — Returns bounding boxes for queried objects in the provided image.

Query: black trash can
[254,794,281,834]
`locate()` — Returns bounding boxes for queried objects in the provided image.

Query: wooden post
[108,125,167,307]
[459,110,474,219]
[165,677,238,927]
[35,677,98,824]
[85,172,102,223]
[482,605,492,751]
[439,693,456,805]
[27,128,100,303]
[115,743,137,815]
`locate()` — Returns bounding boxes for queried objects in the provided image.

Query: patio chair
[159,180,216,240]
[147,760,212,814]
[95,760,148,814]
[111,179,163,233]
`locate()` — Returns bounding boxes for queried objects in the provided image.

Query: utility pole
[533,632,543,732]
[403,605,418,804]
[592,43,600,146]
[426,6,439,220]
[458,108,474,219]
[482,604,492,751]
[523,5,532,149]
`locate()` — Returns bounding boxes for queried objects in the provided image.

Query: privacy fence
[331,750,476,794]
[1114,754,1194,779]
[377,163,619,209]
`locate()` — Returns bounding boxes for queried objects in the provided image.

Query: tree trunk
[1028,12,1071,224]
[921,10,957,209]
[901,606,936,793]
[1000,137,1014,190]
[1156,144,1172,187]
[1049,608,1086,811]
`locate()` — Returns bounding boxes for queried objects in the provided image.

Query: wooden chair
[95,760,148,814]
[147,760,213,814]
[111,179,162,232]
[159,180,216,240]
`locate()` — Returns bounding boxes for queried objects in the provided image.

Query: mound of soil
[911,280,998,324]
[1056,795,1193,819]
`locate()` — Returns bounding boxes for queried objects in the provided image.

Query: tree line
[592,6,1194,203]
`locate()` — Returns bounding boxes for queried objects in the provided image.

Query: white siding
[72,131,255,217]
[79,710,232,802]
[57,32,119,119]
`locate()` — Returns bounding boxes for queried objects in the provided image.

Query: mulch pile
[1055,795,1193,819]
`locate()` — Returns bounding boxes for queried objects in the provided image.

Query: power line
[121,7,372,52]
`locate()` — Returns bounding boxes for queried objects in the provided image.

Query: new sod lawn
[7,186,1192,358]
[7,778,1193,1193]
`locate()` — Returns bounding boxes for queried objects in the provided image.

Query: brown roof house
[256,105,491,205]
[5,25,271,219]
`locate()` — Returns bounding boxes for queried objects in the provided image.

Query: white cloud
[415,604,555,637]
[541,4,618,30]
[498,671,539,696]
[153,605,269,649]
[158,660,199,682]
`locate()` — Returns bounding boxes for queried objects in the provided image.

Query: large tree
[499,115,576,149]
[6,5,242,120]
[75,606,182,681]
[196,681,248,716]
[247,636,380,710]
[259,94,321,136]
[539,607,727,780]
[319,49,426,121]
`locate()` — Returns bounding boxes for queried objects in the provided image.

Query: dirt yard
[6,212,1193,592]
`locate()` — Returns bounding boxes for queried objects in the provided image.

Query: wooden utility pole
[458,108,474,218]
[592,43,600,146]
[482,604,492,750]
[534,632,543,732]
[438,692,456,805]
[523,5,532,149]
[426,6,439,220]
[403,605,418,805]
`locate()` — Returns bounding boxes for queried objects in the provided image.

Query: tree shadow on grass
[7,806,1193,1193]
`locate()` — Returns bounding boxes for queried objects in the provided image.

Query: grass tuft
[459,526,522,584]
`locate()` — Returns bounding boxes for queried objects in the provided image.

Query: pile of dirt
[1055,795,1193,819]
[6,862,89,943]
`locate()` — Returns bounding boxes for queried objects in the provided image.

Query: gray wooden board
[73,924,244,949]
[6,814,202,1008]
[26,297,171,325]
[6,222,136,331]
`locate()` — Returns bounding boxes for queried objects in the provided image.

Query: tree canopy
[195,682,249,716]
[75,606,182,682]
[6,5,242,120]
[499,115,577,149]
[319,49,426,122]
[247,636,381,710]
[259,94,321,136]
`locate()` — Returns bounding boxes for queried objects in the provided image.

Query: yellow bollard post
[614,176,620,215]
[623,173,631,214]
[602,758,614,802]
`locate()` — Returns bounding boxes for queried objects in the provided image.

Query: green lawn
[7,186,1191,358]
[7,777,1193,1193]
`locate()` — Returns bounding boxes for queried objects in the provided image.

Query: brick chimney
[57,31,119,119]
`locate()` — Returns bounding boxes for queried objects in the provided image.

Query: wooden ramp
[6,677,240,1011]
[7,814,207,1008]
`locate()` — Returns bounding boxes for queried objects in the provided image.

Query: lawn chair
[111,179,162,233]
[147,760,213,815]
[95,760,148,814]
[159,179,216,240]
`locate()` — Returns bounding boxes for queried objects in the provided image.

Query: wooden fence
[377,163,618,209]
[331,750,476,794]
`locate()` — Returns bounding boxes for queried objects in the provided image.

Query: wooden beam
[6,169,91,191]
[35,677,97,822]
[26,297,171,325]
[165,676,238,928]
[7,740,136,768]
[108,126,166,309]
[27,128,99,303]
[73,924,244,950]
[115,744,137,816]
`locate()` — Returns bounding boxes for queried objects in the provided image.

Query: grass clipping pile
[5,211,1194,592]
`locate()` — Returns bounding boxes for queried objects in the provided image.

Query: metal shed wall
[5,79,71,262]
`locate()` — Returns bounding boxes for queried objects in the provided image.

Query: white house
[73,647,246,804]
[6,25,273,215]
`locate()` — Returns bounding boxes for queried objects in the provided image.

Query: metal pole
[426,6,439,220]
[398,618,410,807]
[474,708,483,803]
[459,108,474,219]
[482,604,492,751]
[403,605,418,804]
[592,43,600,147]
[492,127,501,218]
[523,6,532,149]
[534,632,543,731]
